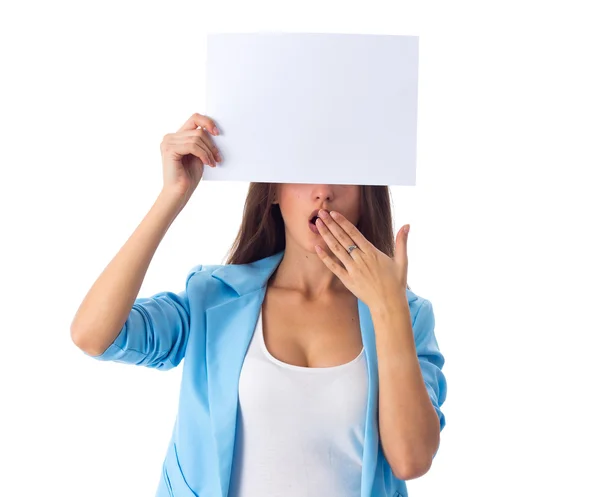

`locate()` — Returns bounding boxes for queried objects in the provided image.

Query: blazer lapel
[205,252,284,497]
[357,298,380,497]
[206,288,267,497]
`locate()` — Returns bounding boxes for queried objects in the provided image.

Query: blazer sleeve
[412,298,447,434]
[82,264,203,371]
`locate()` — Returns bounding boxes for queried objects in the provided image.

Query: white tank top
[228,307,369,497]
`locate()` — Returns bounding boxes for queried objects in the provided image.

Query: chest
[261,288,363,368]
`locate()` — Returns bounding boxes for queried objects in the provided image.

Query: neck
[269,244,349,299]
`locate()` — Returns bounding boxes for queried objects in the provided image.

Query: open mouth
[308,210,326,234]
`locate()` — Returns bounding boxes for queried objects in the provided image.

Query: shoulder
[405,287,435,323]
[184,263,226,290]
[405,286,428,308]
[185,263,223,279]
[183,261,255,300]
[184,252,285,297]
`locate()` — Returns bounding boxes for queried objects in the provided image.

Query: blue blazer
[86,250,447,497]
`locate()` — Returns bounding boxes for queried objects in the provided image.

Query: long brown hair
[223,184,409,289]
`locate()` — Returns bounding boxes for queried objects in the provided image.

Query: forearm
[372,298,440,479]
[70,189,186,355]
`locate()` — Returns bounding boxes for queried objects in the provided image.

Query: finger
[329,211,372,252]
[395,226,409,262]
[317,211,357,254]
[182,129,221,163]
[177,141,216,167]
[187,142,216,167]
[315,245,348,281]
[172,134,218,167]
[177,112,220,135]
[315,218,355,268]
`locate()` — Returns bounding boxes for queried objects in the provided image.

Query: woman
[71,113,447,497]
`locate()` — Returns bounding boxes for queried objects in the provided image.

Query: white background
[1,1,599,496]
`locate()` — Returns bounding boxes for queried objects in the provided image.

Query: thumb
[395,224,409,261]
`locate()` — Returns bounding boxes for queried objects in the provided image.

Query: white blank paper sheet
[203,32,419,186]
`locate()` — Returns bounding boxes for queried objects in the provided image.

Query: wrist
[369,293,410,320]
[159,188,187,206]
[156,189,187,218]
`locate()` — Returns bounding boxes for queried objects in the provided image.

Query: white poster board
[203,32,419,186]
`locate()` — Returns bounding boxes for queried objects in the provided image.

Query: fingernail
[213,126,219,135]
